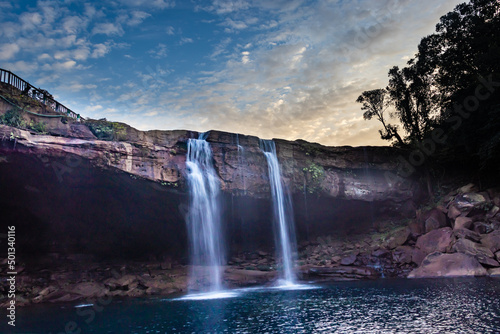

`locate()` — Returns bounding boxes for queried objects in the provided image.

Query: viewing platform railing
[0,68,81,121]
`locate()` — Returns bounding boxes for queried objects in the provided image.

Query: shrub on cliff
[84,118,127,141]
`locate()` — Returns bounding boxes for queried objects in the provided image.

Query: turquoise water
[5,277,500,333]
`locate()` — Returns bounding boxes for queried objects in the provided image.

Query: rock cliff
[0,124,417,204]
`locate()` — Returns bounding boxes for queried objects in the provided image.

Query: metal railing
[0,68,82,121]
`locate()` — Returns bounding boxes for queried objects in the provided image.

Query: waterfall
[260,139,297,285]
[186,133,224,292]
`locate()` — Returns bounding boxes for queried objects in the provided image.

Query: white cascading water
[260,139,297,285]
[186,133,224,292]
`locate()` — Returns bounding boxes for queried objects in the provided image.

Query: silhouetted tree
[355,89,404,145]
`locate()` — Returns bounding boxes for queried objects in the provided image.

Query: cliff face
[0,124,419,261]
[0,125,416,201]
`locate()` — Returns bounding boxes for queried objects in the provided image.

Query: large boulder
[416,227,453,255]
[408,252,488,278]
[453,217,473,230]
[383,227,410,250]
[452,228,481,243]
[474,222,494,234]
[411,248,427,266]
[481,230,500,253]
[447,204,462,220]
[340,254,357,265]
[451,238,494,258]
[424,209,448,233]
[392,246,413,264]
[68,282,107,298]
[453,193,487,210]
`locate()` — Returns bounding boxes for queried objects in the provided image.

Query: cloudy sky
[0,0,463,146]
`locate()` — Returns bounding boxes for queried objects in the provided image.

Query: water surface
[6,277,500,333]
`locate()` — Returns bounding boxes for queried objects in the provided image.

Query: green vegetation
[0,109,24,128]
[0,109,48,134]
[85,118,128,141]
[302,162,324,194]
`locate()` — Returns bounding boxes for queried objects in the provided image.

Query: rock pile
[408,184,500,278]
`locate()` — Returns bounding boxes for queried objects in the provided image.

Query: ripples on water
[10,277,500,333]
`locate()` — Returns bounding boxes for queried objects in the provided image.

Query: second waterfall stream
[260,139,298,285]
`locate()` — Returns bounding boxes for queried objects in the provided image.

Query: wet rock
[340,254,357,265]
[43,291,83,303]
[116,274,139,287]
[408,252,488,278]
[69,282,107,298]
[481,231,500,253]
[225,268,275,286]
[160,262,172,270]
[392,246,413,264]
[383,227,410,250]
[331,256,341,263]
[308,266,380,279]
[146,287,162,295]
[372,249,390,258]
[453,217,473,230]
[416,227,453,255]
[424,209,447,233]
[488,268,500,276]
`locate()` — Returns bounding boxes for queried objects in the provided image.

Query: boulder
[383,227,410,250]
[371,249,390,258]
[416,227,453,255]
[453,217,473,230]
[481,231,500,253]
[488,268,500,276]
[411,248,427,266]
[473,222,494,234]
[453,193,487,210]
[452,228,481,243]
[447,205,462,220]
[408,252,488,278]
[392,246,413,264]
[476,256,499,268]
[486,206,499,219]
[68,282,107,298]
[458,183,477,194]
[451,238,494,258]
[424,209,447,233]
[340,254,357,265]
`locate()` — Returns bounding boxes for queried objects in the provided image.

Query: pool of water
[5,277,500,333]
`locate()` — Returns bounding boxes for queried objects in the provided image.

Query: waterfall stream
[186,133,224,292]
[260,139,297,285]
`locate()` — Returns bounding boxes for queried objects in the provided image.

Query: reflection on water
[7,277,500,333]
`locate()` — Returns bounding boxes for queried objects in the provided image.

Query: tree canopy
[357,0,500,171]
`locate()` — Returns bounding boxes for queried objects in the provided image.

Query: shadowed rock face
[0,124,420,261]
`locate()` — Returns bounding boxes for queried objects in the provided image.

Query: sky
[0,0,464,146]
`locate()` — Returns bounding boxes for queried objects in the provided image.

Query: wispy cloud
[0,0,464,146]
